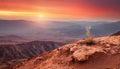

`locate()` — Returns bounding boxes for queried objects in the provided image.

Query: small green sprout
[85,26,94,45]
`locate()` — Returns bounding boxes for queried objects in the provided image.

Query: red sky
[0,0,120,20]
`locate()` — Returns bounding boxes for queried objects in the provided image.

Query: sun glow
[0,11,24,15]
[36,13,48,20]
[0,10,49,20]
[39,14,45,18]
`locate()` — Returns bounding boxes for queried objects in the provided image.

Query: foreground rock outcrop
[14,36,120,69]
[112,31,120,36]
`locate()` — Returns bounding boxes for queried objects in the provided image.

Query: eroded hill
[0,41,64,69]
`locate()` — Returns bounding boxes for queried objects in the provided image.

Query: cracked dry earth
[14,35,120,69]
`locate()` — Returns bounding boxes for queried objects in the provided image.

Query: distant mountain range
[0,35,27,45]
[0,20,120,42]
[0,35,24,41]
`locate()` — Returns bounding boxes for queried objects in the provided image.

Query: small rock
[110,50,116,54]
[106,44,110,47]
[70,46,78,52]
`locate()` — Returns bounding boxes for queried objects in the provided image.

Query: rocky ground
[13,35,120,69]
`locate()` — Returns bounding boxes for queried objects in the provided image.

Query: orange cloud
[0,0,120,20]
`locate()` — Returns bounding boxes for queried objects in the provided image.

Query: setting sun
[39,14,45,18]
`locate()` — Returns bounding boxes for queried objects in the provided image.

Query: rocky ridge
[14,35,120,69]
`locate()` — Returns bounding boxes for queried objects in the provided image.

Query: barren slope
[14,36,120,69]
